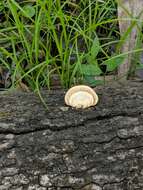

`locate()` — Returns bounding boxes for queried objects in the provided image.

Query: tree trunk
[117,0,143,79]
[0,81,143,189]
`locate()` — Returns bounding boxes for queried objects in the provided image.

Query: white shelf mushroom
[65,85,98,109]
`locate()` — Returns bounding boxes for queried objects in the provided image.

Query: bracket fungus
[65,85,98,109]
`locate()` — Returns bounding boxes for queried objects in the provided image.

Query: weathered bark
[0,81,143,190]
[117,0,143,79]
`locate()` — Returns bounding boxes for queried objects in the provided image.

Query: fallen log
[0,81,143,190]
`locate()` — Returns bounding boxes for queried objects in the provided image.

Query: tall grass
[0,0,143,93]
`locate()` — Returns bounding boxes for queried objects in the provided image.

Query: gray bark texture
[0,81,143,190]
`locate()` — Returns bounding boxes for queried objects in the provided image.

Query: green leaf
[83,75,104,87]
[22,5,35,18]
[86,56,97,64]
[137,63,143,69]
[90,36,100,58]
[104,54,126,72]
[81,63,102,76]
[86,36,100,64]
[0,2,4,12]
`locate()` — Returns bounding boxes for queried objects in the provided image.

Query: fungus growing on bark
[65,85,98,109]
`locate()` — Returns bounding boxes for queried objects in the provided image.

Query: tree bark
[117,0,143,79]
[0,81,143,189]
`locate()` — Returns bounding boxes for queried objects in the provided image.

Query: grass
[0,0,143,93]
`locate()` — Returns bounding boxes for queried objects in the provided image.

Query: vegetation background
[0,0,143,94]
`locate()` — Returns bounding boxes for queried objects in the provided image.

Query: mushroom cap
[65,85,98,109]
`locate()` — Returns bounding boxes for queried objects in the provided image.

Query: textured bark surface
[0,81,143,190]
